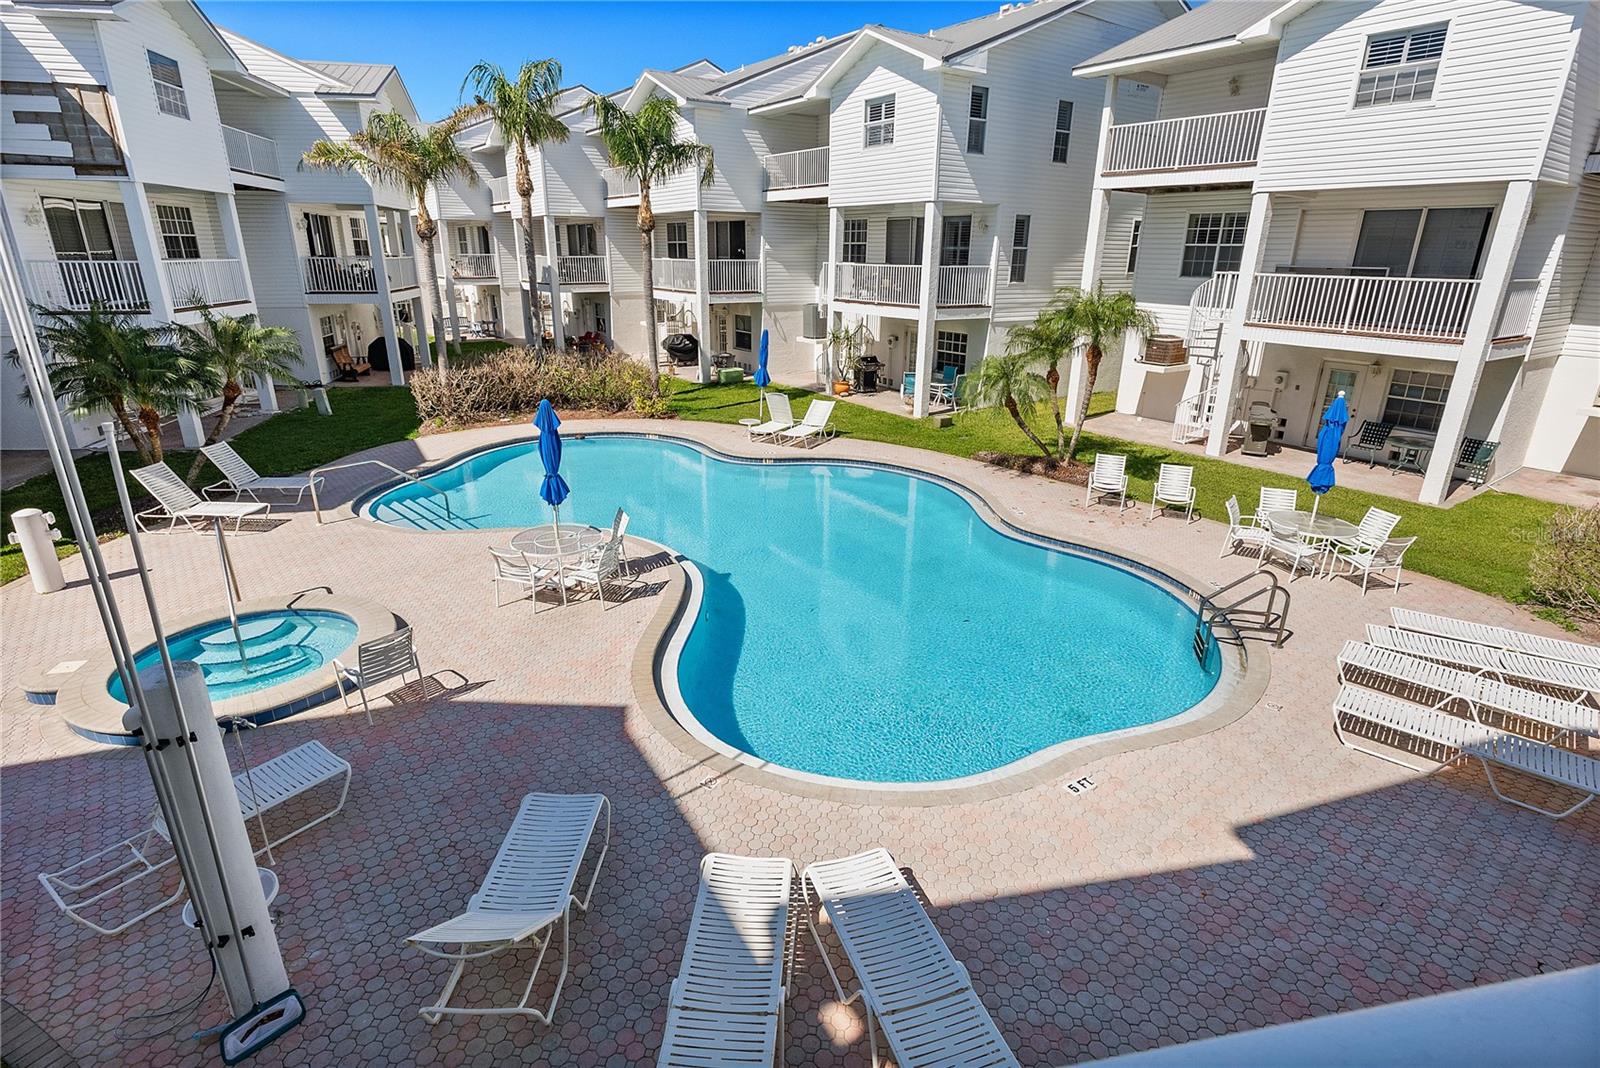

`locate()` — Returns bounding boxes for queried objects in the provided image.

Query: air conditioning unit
[801,303,826,339]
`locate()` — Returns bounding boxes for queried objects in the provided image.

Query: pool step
[192,643,308,672]
[198,617,296,648]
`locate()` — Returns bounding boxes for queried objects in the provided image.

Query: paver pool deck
[2,418,1595,1067]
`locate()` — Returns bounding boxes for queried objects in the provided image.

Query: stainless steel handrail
[308,459,454,525]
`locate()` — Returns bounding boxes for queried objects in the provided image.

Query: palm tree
[1001,303,1077,458]
[301,110,475,371]
[458,60,568,351]
[174,304,302,483]
[958,348,1054,458]
[17,303,216,464]
[1054,284,1155,462]
[589,93,713,392]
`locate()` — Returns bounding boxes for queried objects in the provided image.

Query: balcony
[651,257,696,292]
[384,256,418,291]
[835,263,920,306]
[27,259,148,312]
[1103,107,1266,182]
[1246,272,1479,342]
[165,258,249,309]
[763,147,828,199]
[303,255,378,294]
[708,259,759,294]
[936,265,990,307]
[451,253,497,279]
[604,167,640,204]
[487,175,510,209]
[1494,278,1542,341]
[221,124,281,181]
[558,255,607,285]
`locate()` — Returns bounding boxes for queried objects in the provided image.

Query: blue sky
[205,1,1004,119]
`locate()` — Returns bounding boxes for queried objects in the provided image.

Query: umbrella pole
[1309,495,1321,523]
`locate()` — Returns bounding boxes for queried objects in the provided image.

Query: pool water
[370,437,1220,783]
[108,610,359,705]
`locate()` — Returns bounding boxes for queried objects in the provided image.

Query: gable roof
[302,60,395,97]
[1076,0,1302,75]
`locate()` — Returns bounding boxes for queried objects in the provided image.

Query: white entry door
[1305,360,1367,446]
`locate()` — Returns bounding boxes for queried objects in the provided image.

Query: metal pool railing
[308,459,455,525]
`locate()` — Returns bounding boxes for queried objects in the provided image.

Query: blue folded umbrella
[534,399,569,520]
[1307,392,1349,520]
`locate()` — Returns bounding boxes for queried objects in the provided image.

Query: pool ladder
[1194,569,1291,658]
[308,459,455,525]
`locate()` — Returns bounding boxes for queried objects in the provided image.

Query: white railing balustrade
[1105,108,1267,174]
[302,255,378,294]
[27,259,149,311]
[709,259,760,293]
[558,255,608,284]
[165,259,248,308]
[450,253,496,278]
[835,263,921,306]
[651,257,696,292]
[604,167,640,199]
[221,124,280,178]
[936,265,990,306]
[1186,270,1239,348]
[1494,278,1541,340]
[762,147,829,191]
[385,256,418,290]
[1247,272,1480,341]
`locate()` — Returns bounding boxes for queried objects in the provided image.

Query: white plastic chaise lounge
[1391,608,1600,670]
[200,441,324,505]
[130,462,270,534]
[748,393,795,441]
[1149,462,1196,521]
[407,792,610,1024]
[39,740,350,935]
[1084,453,1129,511]
[779,399,837,448]
[658,853,793,1068]
[1365,625,1600,700]
[803,849,1019,1068]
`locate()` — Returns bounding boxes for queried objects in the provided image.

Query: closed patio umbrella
[534,398,570,536]
[754,328,771,420]
[1307,391,1349,523]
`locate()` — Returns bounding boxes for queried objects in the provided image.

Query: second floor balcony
[451,253,497,279]
[487,176,510,209]
[649,257,759,295]
[27,259,149,312]
[604,167,641,205]
[557,255,607,286]
[834,263,992,308]
[165,258,250,309]
[221,124,281,182]
[1246,271,1480,343]
[763,147,829,200]
[1103,107,1266,185]
[303,255,418,295]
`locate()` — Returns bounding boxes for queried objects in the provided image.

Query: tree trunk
[1045,358,1065,459]
[185,378,241,483]
[1064,345,1102,463]
[139,407,165,463]
[111,401,151,465]
[516,140,546,354]
[638,186,660,394]
[1005,396,1053,458]
[415,225,449,373]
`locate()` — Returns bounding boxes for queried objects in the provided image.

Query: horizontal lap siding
[540,132,609,217]
[1286,181,1507,267]
[696,108,766,214]
[1154,55,1275,121]
[1,11,105,83]
[236,191,305,308]
[1130,188,1252,314]
[828,43,939,208]
[147,188,227,258]
[1541,13,1598,182]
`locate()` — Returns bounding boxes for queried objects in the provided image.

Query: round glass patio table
[510,523,606,560]
[1264,509,1359,578]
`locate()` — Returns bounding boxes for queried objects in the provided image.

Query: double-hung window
[155,204,200,259]
[350,218,371,257]
[1126,219,1142,274]
[934,330,969,376]
[1180,212,1247,277]
[148,51,189,118]
[664,221,689,259]
[1051,100,1073,163]
[841,218,868,263]
[1354,24,1446,108]
[864,95,895,147]
[940,216,972,267]
[733,313,753,351]
[966,86,989,154]
[1381,369,1453,432]
[1009,215,1030,283]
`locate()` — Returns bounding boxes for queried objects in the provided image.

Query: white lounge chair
[489,547,567,609]
[200,441,323,505]
[332,627,423,724]
[1256,486,1299,526]
[803,849,1019,1068]
[1392,608,1600,670]
[1149,462,1196,521]
[1221,495,1270,559]
[1365,625,1600,700]
[779,399,836,447]
[39,740,350,935]
[407,792,610,1023]
[1084,453,1129,511]
[130,462,270,534]
[658,854,793,1068]
[564,539,632,608]
[748,393,795,441]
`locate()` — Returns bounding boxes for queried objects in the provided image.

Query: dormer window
[864,95,895,147]
[147,51,189,118]
[1354,24,1446,108]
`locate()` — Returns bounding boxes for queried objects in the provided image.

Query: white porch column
[254,374,279,414]
[823,205,842,382]
[411,295,431,369]
[1419,180,1535,505]
[541,215,567,351]
[912,201,942,418]
[118,182,176,318]
[364,203,403,385]
[1204,190,1273,457]
[441,225,462,349]
[1079,76,1119,291]
[177,403,205,447]
[692,206,712,381]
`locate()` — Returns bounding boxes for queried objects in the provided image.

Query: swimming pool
[369,436,1223,784]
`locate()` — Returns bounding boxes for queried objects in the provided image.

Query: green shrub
[409,349,658,425]
[1528,504,1600,629]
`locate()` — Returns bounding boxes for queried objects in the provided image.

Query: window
[1009,215,1030,283]
[155,204,199,260]
[565,223,598,257]
[864,95,895,147]
[665,221,689,259]
[147,51,188,118]
[709,219,747,259]
[1381,369,1453,432]
[734,313,753,350]
[1354,207,1492,278]
[939,216,972,266]
[1180,212,1247,277]
[842,218,868,263]
[1355,24,1446,108]
[966,86,989,154]
[1126,219,1142,274]
[934,330,969,376]
[885,217,923,265]
[42,197,117,261]
[318,313,345,355]
[304,212,336,258]
[1051,100,1073,163]
[350,218,371,257]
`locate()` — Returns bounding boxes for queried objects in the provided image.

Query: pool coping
[354,428,1270,806]
[48,592,400,746]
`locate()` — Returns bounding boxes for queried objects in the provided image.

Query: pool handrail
[308,459,454,525]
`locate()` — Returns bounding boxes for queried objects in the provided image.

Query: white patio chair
[1256,486,1299,527]
[607,507,631,571]
[1391,608,1600,670]
[1365,625,1600,700]
[200,441,323,505]
[1338,506,1402,553]
[1084,453,1129,511]
[779,399,837,447]
[407,792,610,1023]
[489,547,567,609]
[331,627,423,724]
[39,740,350,935]
[1149,463,1196,521]
[803,849,1019,1068]
[1221,495,1270,559]
[564,540,631,609]
[748,393,795,441]
[130,462,269,534]
[658,853,793,1068]
[1334,535,1417,595]
[1262,515,1321,580]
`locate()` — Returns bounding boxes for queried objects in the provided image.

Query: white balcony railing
[1105,107,1267,175]
[836,262,921,306]
[1186,270,1239,348]
[651,257,696,292]
[220,124,280,179]
[604,167,640,200]
[1494,278,1541,340]
[303,255,378,294]
[27,259,149,311]
[165,258,249,308]
[558,255,607,284]
[385,255,418,290]
[487,175,510,206]
[936,265,990,307]
[763,146,829,191]
[709,258,759,293]
[1247,272,1480,341]
[451,253,496,279]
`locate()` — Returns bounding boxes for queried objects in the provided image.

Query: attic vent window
[147,51,189,119]
[864,95,895,147]
[1355,24,1446,108]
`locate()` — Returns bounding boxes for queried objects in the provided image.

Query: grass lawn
[0,387,420,586]
[665,379,1561,606]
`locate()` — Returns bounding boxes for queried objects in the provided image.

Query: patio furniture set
[744,392,837,447]
[489,507,635,610]
[900,369,967,413]
[1345,419,1499,486]
[1224,489,1415,593]
[1085,454,1198,521]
